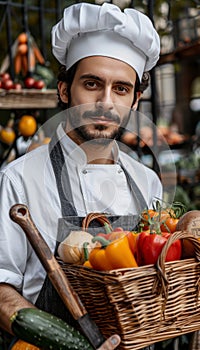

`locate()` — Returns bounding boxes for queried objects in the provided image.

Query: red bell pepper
[96,223,113,239]
[96,224,124,240]
[136,231,182,266]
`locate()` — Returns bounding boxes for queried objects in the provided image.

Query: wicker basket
[58,226,200,350]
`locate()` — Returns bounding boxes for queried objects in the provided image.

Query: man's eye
[85,81,98,88]
[115,86,129,93]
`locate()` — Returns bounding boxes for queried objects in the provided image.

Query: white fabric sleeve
[0,171,28,291]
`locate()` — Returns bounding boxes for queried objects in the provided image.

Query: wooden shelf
[0,89,58,109]
[158,40,200,65]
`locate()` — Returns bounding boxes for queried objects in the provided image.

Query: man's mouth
[82,109,120,125]
[89,116,117,125]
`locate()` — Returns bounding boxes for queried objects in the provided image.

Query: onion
[57,230,95,264]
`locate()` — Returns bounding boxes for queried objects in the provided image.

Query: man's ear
[132,92,142,111]
[58,81,68,103]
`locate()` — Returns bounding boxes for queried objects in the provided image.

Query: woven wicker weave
[58,230,200,350]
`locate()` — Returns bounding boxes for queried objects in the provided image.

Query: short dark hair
[57,64,78,110]
[57,63,150,110]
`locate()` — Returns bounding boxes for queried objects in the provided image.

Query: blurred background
[0,0,199,210]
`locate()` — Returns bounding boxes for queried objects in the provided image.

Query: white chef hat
[51,2,160,81]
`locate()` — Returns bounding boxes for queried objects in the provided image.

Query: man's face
[61,56,138,143]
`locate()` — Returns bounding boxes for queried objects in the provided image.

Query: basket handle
[82,212,113,231]
[156,230,200,288]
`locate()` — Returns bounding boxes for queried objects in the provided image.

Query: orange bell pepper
[83,260,93,268]
[89,245,113,270]
[126,231,138,255]
[89,236,138,271]
[96,225,139,256]
[109,230,138,255]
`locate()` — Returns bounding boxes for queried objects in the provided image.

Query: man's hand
[97,335,121,350]
[0,283,35,334]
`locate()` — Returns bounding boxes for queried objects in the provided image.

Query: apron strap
[36,134,78,324]
[49,134,77,217]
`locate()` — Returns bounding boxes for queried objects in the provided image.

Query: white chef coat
[0,122,162,304]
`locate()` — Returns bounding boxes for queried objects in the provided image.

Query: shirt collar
[56,122,120,165]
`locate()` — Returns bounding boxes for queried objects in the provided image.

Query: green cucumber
[10,308,93,350]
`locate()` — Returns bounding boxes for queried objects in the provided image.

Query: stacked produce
[0,32,46,90]
[14,32,45,78]
[58,202,200,270]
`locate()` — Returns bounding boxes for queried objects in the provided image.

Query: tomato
[160,217,179,233]
[18,115,37,137]
[2,79,14,90]
[140,209,158,230]
[159,209,175,223]
[24,77,35,89]
[33,80,45,90]
[13,83,22,90]
[0,72,10,81]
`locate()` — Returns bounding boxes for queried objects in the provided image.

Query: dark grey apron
[35,133,160,349]
[35,132,147,309]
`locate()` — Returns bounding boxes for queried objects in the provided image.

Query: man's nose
[96,88,114,109]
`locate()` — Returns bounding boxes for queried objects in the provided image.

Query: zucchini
[10,308,93,350]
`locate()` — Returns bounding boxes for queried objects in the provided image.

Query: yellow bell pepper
[89,236,138,271]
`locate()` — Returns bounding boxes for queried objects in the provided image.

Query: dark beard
[73,124,124,145]
[67,106,130,144]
